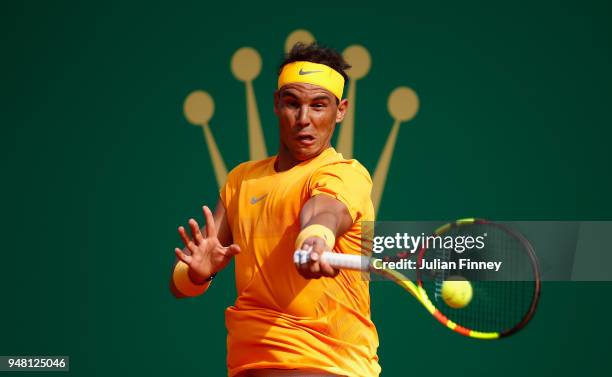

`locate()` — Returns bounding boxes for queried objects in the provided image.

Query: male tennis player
[170,43,380,377]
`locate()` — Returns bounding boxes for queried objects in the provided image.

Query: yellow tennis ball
[441,276,473,309]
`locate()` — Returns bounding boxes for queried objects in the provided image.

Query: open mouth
[296,135,315,142]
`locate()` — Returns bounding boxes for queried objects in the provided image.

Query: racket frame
[295,218,541,339]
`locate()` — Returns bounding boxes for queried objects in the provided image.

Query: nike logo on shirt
[250,194,268,205]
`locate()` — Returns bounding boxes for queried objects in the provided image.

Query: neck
[275,144,330,172]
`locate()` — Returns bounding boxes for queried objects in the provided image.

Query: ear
[335,99,349,123]
[273,90,280,116]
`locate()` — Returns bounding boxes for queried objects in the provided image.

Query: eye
[284,100,299,109]
[312,103,326,109]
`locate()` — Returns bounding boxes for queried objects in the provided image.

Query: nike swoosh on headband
[299,68,324,75]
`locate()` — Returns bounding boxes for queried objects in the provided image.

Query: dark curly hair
[278,42,351,82]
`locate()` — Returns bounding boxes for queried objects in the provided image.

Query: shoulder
[308,154,374,222]
[311,154,372,186]
[308,151,373,195]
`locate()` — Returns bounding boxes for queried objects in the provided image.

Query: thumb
[225,244,241,257]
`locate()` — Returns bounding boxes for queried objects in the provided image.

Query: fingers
[308,243,339,277]
[189,219,204,245]
[224,244,241,257]
[203,206,217,238]
[296,237,336,279]
[296,241,315,278]
[178,226,198,254]
[175,247,192,265]
[307,248,321,276]
[177,205,212,256]
[318,258,340,278]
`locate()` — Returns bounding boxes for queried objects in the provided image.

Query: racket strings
[420,223,538,334]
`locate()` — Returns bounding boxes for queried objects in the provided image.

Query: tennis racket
[294,218,541,339]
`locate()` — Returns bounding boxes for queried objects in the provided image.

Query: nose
[296,105,310,128]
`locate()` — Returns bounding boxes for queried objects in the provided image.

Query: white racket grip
[293,250,370,271]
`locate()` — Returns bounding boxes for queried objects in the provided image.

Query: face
[274,82,348,162]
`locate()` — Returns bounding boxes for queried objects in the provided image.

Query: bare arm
[296,194,353,279]
[169,199,239,298]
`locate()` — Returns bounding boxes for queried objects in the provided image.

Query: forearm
[299,194,352,239]
[296,195,352,278]
[302,210,343,235]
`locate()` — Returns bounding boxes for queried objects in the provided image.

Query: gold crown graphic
[183,29,419,216]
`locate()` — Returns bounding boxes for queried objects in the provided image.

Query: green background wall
[1,1,611,376]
